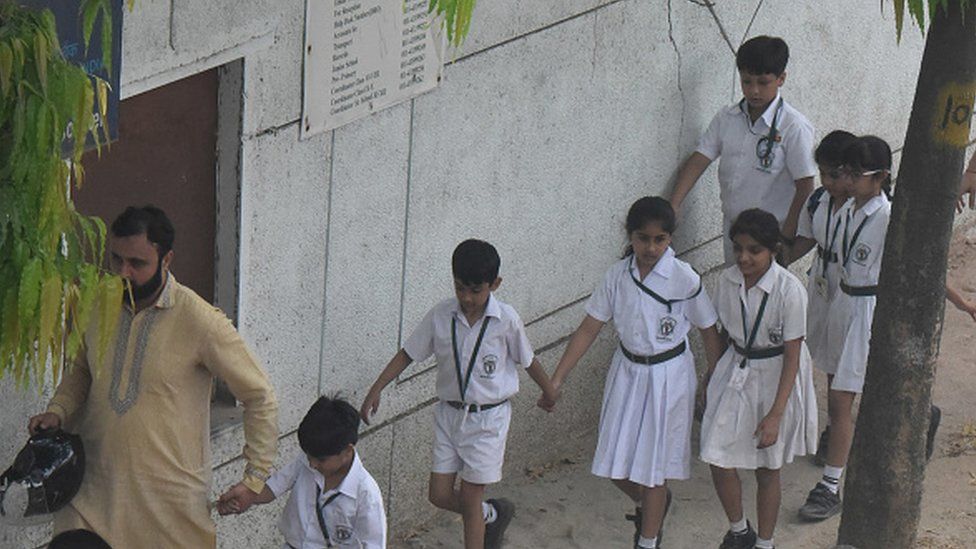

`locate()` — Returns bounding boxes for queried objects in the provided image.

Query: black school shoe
[718,520,756,549]
[927,405,941,461]
[798,483,842,521]
[627,488,672,548]
[484,498,515,549]
[814,426,830,466]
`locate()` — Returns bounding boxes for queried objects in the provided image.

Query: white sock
[729,517,748,534]
[637,535,657,548]
[755,537,774,549]
[819,465,844,494]
[482,501,497,524]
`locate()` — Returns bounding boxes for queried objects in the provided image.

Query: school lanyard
[314,485,342,547]
[842,208,875,268]
[821,198,843,277]
[737,291,770,369]
[743,97,783,168]
[451,315,491,402]
[628,257,703,314]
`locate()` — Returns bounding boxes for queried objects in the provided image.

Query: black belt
[445,399,508,413]
[816,245,838,263]
[840,281,878,296]
[731,340,784,360]
[619,340,686,365]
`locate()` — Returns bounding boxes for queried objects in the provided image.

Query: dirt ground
[393,224,976,549]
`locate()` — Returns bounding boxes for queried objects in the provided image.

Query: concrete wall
[0,1,932,547]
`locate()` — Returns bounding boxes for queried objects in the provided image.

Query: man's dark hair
[49,529,112,549]
[736,35,789,76]
[110,206,175,256]
[298,396,360,459]
[451,239,501,286]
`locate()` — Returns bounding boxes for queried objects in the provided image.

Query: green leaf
[0,43,12,98]
[17,257,42,337]
[81,0,99,52]
[34,29,48,94]
[101,6,113,77]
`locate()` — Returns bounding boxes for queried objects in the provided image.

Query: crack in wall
[687,0,735,56]
[667,0,686,166]
[740,0,766,46]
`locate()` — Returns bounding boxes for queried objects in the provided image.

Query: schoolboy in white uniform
[217,397,387,548]
[360,239,559,549]
[670,35,817,264]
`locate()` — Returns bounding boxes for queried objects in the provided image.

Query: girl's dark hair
[623,196,675,257]
[814,130,857,167]
[729,209,781,252]
[843,135,893,198]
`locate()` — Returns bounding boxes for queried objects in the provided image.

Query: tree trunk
[837,2,976,547]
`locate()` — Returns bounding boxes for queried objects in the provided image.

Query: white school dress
[587,249,718,487]
[824,194,891,394]
[796,191,850,373]
[700,262,817,470]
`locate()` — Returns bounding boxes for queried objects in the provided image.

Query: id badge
[727,365,748,391]
[814,275,828,298]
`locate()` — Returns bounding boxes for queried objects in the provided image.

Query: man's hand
[216,482,260,515]
[28,412,61,435]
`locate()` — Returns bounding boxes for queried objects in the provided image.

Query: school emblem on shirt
[482,354,498,376]
[768,326,783,345]
[333,525,354,543]
[657,316,677,341]
[853,243,871,265]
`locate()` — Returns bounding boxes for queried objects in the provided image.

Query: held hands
[27,412,61,435]
[694,381,709,423]
[536,378,562,413]
[754,412,782,449]
[216,482,260,516]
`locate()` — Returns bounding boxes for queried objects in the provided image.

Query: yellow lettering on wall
[933,82,976,146]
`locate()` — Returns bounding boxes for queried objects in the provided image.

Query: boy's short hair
[49,529,112,549]
[451,239,500,286]
[298,396,360,459]
[110,205,176,256]
[736,35,789,76]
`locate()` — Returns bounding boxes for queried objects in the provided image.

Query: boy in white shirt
[218,397,387,548]
[670,35,817,264]
[360,239,559,549]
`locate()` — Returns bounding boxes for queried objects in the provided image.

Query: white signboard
[302,0,444,137]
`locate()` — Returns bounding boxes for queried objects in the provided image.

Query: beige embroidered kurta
[46,275,278,548]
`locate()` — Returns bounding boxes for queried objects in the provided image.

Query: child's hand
[360,390,382,425]
[694,386,707,423]
[952,297,976,322]
[957,170,976,212]
[754,413,782,449]
[216,482,259,515]
[536,387,560,412]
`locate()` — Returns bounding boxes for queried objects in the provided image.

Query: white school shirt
[267,452,387,549]
[586,248,718,353]
[840,194,891,287]
[696,93,817,225]
[797,191,849,287]
[402,294,534,405]
[714,261,807,351]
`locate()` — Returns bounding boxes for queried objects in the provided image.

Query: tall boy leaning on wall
[669,35,817,263]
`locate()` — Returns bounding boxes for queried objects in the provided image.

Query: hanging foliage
[890,0,974,38]
[428,0,476,48]
[0,0,124,389]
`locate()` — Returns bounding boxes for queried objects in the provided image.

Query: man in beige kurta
[29,206,278,548]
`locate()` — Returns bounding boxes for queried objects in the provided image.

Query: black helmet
[0,430,85,525]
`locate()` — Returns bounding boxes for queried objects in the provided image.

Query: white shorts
[431,400,511,485]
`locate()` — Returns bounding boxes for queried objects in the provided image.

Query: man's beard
[124,262,164,303]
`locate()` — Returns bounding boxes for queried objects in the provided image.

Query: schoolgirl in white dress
[700,208,817,549]
[799,136,893,522]
[789,130,857,463]
[547,197,723,549]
